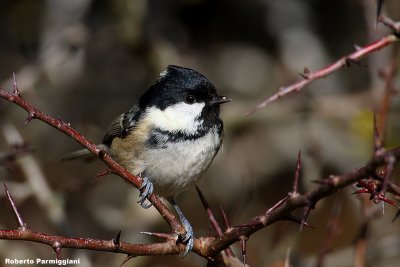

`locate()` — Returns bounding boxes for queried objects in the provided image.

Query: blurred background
[0,0,400,266]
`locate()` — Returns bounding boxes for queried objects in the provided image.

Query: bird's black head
[139,65,229,110]
[139,65,230,134]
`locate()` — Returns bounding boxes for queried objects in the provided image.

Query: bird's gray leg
[170,198,194,256]
[137,175,154,209]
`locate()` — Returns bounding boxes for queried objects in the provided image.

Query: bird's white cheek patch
[145,102,205,133]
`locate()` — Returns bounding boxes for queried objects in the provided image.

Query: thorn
[376,0,384,27]
[96,169,112,178]
[120,255,135,267]
[292,150,302,194]
[220,204,230,230]
[24,113,36,126]
[53,241,62,260]
[112,231,122,249]
[12,72,20,96]
[239,236,248,266]
[285,215,315,229]
[196,185,211,212]
[4,183,27,230]
[354,179,400,209]
[266,195,289,214]
[298,67,311,79]
[217,205,236,258]
[354,44,362,51]
[195,185,223,236]
[140,232,172,240]
[300,203,313,232]
[352,188,371,195]
[379,15,400,35]
[376,194,400,209]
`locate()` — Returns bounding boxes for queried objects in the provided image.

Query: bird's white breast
[143,128,221,197]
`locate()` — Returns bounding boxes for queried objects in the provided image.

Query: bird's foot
[173,202,194,256]
[137,176,154,209]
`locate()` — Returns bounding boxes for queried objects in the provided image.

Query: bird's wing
[62,105,141,161]
[102,104,141,146]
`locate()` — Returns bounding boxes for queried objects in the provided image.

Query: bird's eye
[185,95,196,104]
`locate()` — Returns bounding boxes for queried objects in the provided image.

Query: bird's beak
[210,94,231,105]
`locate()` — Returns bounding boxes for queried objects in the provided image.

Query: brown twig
[377,47,400,139]
[246,33,399,115]
[0,228,182,256]
[379,15,400,34]
[0,98,399,258]
[201,145,400,256]
[195,186,235,258]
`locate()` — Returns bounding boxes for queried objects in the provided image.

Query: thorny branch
[1,82,400,260]
[1,80,181,230]
[247,19,400,115]
[1,15,400,266]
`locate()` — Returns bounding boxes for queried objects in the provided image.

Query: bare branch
[1,13,400,262]
[0,228,182,256]
[246,33,399,115]
[201,145,400,256]
[379,15,400,34]
[378,47,400,142]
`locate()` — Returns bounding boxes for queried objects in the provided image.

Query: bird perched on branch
[63,65,230,255]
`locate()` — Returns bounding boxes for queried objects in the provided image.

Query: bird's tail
[61,144,108,162]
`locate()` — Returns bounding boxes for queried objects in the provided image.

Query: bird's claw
[181,221,194,256]
[173,202,194,256]
[137,177,154,209]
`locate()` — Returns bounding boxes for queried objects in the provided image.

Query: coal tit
[63,65,230,255]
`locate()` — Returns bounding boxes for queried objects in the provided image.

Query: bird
[62,65,230,255]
